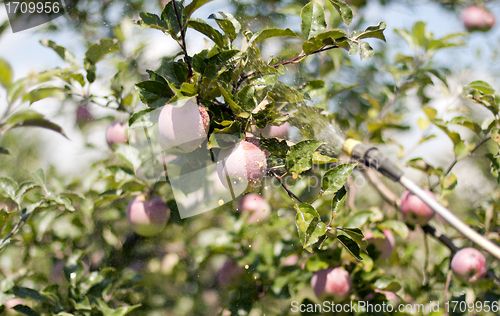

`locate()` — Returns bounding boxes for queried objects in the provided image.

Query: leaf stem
[271,170,304,204]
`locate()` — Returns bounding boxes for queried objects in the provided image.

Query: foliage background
[1,0,500,315]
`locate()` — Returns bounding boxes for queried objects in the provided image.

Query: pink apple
[238,193,271,224]
[217,258,244,287]
[253,122,290,138]
[281,254,299,267]
[311,267,352,301]
[374,289,400,304]
[451,248,487,283]
[462,6,495,32]
[157,99,210,153]
[399,190,436,226]
[76,105,93,124]
[106,122,130,147]
[216,140,267,191]
[4,298,25,310]
[126,194,169,237]
[365,229,395,260]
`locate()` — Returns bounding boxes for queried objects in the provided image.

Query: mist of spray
[314,119,346,157]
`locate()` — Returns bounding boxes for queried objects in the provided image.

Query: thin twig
[235,45,339,91]
[172,0,192,79]
[423,233,429,285]
[270,170,304,204]
[364,168,400,205]
[444,270,452,316]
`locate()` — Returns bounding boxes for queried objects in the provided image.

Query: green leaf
[32,168,46,186]
[259,137,290,158]
[0,58,13,88]
[28,87,63,104]
[158,61,189,88]
[322,163,356,195]
[0,147,9,155]
[338,228,367,251]
[330,186,347,226]
[312,152,339,164]
[188,18,225,48]
[352,22,387,42]
[13,286,48,302]
[129,108,156,126]
[304,255,329,271]
[161,0,188,40]
[412,21,427,48]
[250,28,298,44]
[337,235,362,261]
[13,305,39,316]
[359,41,374,60]
[40,39,79,67]
[209,12,241,42]
[286,140,323,175]
[6,110,67,138]
[422,106,437,119]
[466,80,495,95]
[295,203,327,252]
[84,38,120,83]
[344,210,372,228]
[329,0,353,26]
[135,81,174,108]
[300,2,327,40]
[137,12,169,33]
[84,38,120,65]
[0,177,17,199]
[217,83,242,116]
[374,278,401,292]
[185,0,214,16]
[378,220,408,239]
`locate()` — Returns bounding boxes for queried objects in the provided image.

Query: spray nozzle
[342,138,404,182]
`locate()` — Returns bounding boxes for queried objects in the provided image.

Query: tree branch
[270,170,304,204]
[172,0,192,79]
[235,45,339,92]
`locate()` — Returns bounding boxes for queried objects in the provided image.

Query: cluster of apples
[105,99,279,237]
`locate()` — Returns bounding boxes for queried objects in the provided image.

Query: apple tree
[0,0,500,315]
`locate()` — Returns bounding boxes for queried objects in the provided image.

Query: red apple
[281,254,299,267]
[216,140,267,191]
[217,258,244,287]
[238,193,271,224]
[374,289,400,304]
[311,267,352,301]
[106,122,130,147]
[4,298,25,311]
[76,105,93,124]
[451,248,487,283]
[365,229,395,260]
[157,99,210,154]
[0,201,16,212]
[462,6,495,32]
[399,190,436,226]
[126,194,169,237]
[253,122,290,139]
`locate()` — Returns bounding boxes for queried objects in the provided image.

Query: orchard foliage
[1,0,500,315]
